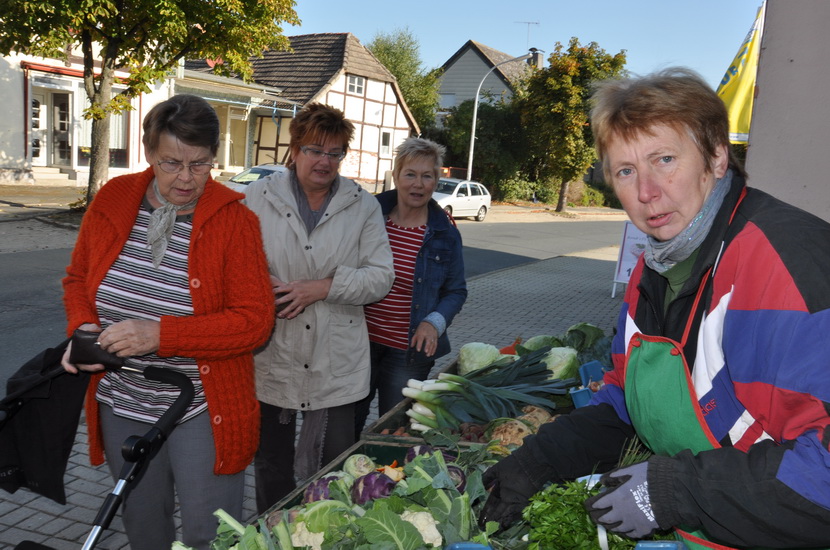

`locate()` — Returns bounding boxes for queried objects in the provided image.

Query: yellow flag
[717,2,766,144]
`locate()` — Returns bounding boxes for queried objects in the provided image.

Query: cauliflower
[400,510,442,547]
[290,520,325,550]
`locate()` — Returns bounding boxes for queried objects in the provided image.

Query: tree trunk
[83,63,115,206]
[86,115,111,205]
[556,180,570,212]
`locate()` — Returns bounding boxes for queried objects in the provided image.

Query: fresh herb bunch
[523,480,637,550]
[522,438,673,550]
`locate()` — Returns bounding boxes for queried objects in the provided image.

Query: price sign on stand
[612,221,648,298]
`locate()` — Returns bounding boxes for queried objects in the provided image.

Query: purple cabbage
[350,471,396,505]
[301,471,353,504]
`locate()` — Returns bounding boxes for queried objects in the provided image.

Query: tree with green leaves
[517,38,626,211]
[442,96,527,197]
[367,27,440,133]
[1,0,298,204]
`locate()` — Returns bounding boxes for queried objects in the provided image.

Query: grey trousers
[99,405,244,550]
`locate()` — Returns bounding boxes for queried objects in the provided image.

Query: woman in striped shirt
[355,137,468,437]
[61,95,274,550]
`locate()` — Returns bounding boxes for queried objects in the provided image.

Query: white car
[224,163,286,193]
[433,178,491,222]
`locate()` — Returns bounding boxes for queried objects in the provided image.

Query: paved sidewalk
[0,184,626,549]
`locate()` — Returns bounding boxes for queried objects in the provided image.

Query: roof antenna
[515,21,540,50]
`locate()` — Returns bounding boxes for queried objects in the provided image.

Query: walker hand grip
[141,366,195,440]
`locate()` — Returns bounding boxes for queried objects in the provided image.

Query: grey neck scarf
[644,169,733,273]
[146,179,198,268]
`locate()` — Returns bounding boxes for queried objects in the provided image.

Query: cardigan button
[190,278,201,288]
[199,364,210,375]
[213,415,222,425]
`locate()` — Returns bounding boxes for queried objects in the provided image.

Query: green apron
[624,332,734,550]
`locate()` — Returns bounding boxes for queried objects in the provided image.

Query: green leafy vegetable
[457,342,503,375]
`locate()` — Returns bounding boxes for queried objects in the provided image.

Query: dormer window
[348,75,365,95]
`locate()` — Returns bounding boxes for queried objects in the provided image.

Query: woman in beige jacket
[244,103,394,513]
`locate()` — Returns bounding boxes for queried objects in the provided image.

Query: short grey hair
[393,137,446,181]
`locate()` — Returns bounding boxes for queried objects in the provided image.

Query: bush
[535,181,560,204]
[494,176,535,202]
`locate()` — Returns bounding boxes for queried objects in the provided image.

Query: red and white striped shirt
[365,218,426,350]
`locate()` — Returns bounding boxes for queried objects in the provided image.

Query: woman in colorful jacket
[479,68,830,549]
[61,95,274,550]
[353,137,467,438]
[243,103,395,514]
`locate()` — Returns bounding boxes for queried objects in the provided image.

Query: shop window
[78,105,129,168]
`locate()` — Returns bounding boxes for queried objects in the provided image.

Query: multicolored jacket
[523,173,830,547]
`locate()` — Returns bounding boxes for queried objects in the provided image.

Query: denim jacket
[375,190,468,363]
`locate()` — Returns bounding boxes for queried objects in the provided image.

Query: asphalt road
[0,214,626,383]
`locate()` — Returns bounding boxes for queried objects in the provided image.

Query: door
[51,93,72,167]
[456,183,472,215]
[31,93,47,167]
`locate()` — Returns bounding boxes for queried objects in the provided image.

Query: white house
[0,50,295,186]
[187,33,419,188]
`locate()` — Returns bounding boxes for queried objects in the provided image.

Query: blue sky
[287,0,763,89]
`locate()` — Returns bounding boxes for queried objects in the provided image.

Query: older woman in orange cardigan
[61,95,274,550]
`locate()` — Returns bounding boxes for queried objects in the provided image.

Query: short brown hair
[142,94,220,156]
[288,103,355,168]
[393,137,446,182]
[590,67,745,180]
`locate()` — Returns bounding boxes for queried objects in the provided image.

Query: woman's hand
[98,319,161,357]
[273,277,333,320]
[412,321,439,357]
[61,322,106,374]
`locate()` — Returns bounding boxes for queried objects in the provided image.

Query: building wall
[0,52,169,186]
[0,55,29,180]
[438,48,513,110]
[250,71,413,189]
[745,0,830,221]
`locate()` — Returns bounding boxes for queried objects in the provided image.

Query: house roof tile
[186,33,397,105]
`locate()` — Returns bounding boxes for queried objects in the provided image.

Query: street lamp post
[466,50,535,181]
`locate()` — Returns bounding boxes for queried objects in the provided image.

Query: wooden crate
[360,359,459,445]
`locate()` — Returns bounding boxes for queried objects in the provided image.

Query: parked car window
[437,180,458,194]
[457,184,469,197]
[470,185,482,196]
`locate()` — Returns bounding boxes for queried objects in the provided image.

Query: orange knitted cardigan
[63,167,275,475]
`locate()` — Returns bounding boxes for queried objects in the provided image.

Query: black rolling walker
[15,365,195,550]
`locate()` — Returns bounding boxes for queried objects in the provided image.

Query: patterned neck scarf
[146,179,198,268]
[644,169,733,273]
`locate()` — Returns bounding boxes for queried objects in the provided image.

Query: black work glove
[584,461,659,539]
[478,451,547,530]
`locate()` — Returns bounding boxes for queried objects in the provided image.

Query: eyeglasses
[156,160,214,175]
[300,146,346,162]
